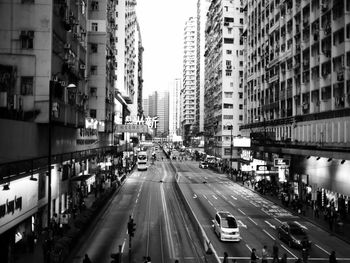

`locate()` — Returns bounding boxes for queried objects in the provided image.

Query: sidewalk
[238,179,350,245]
[14,174,127,263]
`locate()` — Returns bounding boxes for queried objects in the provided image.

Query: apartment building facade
[182,16,198,145]
[204,0,244,169]
[0,0,141,261]
[240,0,350,217]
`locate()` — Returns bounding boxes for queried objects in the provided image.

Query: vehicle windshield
[290,227,305,235]
[138,155,147,160]
[221,217,237,228]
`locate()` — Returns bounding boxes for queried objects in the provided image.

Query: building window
[228,28,232,34]
[223,115,233,119]
[20,77,34,95]
[347,24,350,39]
[239,104,243,109]
[90,109,97,118]
[224,103,233,109]
[90,43,98,53]
[90,65,97,75]
[224,92,233,98]
[240,18,244,24]
[91,1,99,10]
[20,31,34,49]
[239,115,243,121]
[21,0,34,3]
[226,70,232,76]
[224,38,234,44]
[91,22,98,31]
[239,92,243,99]
[230,82,234,87]
[239,61,243,66]
[226,50,232,54]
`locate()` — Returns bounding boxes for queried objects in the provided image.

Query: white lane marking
[238,209,246,215]
[263,229,275,240]
[228,201,235,206]
[135,198,138,203]
[294,221,308,230]
[231,195,237,200]
[208,201,214,207]
[160,186,175,258]
[248,217,258,225]
[275,218,283,224]
[265,220,276,229]
[121,239,126,252]
[315,244,330,255]
[238,220,247,228]
[193,194,197,199]
[212,195,218,200]
[281,244,298,259]
[246,244,252,252]
[203,194,208,199]
[250,201,259,207]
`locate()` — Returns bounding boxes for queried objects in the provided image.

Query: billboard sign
[233,137,251,147]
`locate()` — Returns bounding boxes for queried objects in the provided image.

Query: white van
[213,211,241,242]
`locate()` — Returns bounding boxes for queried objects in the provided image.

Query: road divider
[168,161,220,263]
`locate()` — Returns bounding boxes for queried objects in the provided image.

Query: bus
[137,151,148,171]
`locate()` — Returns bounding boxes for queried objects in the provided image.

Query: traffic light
[127,218,136,237]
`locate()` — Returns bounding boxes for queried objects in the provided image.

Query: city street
[174,160,350,262]
[61,151,350,263]
[65,154,210,263]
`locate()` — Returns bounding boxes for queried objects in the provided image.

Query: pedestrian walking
[272,241,279,263]
[83,254,92,263]
[261,245,268,263]
[250,248,259,263]
[223,251,229,263]
[329,251,337,263]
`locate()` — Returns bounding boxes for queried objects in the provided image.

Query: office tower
[204,0,244,168]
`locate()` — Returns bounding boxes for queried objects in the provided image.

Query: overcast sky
[136,0,197,98]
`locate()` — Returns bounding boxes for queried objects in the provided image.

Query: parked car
[199,161,209,169]
[213,211,241,242]
[277,221,311,249]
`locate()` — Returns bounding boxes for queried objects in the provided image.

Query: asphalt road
[66,153,208,263]
[173,160,350,262]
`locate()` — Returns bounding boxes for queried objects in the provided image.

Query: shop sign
[274,158,290,167]
[115,124,148,133]
[233,137,251,147]
[257,165,269,171]
[241,150,253,161]
[125,115,159,129]
[0,196,22,218]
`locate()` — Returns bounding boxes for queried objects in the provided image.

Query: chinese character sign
[124,115,158,129]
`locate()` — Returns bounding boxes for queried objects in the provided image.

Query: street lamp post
[230,125,233,180]
[47,81,53,229]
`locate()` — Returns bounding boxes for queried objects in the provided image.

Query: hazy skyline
[136,0,197,97]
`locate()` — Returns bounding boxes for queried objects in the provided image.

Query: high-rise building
[143,91,169,137]
[182,16,198,145]
[87,0,117,133]
[240,0,350,209]
[157,91,170,137]
[197,0,211,135]
[204,0,244,169]
[0,1,141,259]
[169,78,182,136]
